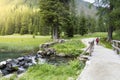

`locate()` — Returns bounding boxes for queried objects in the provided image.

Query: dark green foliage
[65,15,74,37]
[86,16,96,33]
[110,8,120,29]
[114,30,120,40]
[1,27,5,35]
[96,17,107,32]
[80,16,87,35]
[66,26,74,37]
[0,0,98,38]
[28,18,33,34]
[39,0,70,39]
[20,15,28,34]
[95,0,120,40]
[77,15,88,36]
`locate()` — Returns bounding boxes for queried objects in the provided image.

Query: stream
[0,52,74,77]
[0,39,74,77]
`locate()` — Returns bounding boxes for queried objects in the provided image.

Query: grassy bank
[1,60,85,80]
[52,32,107,56]
[100,38,112,49]
[52,40,85,56]
[0,35,51,53]
[0,35,51,61]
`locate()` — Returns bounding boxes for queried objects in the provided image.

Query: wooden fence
[81,40,94,56]
[112,40,120,54]
[78,40,94,62]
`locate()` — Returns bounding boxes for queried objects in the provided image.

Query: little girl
[96,37,99,45]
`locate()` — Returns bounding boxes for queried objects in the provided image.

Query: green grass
[0,35,51,53]
[1,60,84,80]
[72,32,107,39]
[100,38,112,49]
[0,35,51,61]
[8,60,84,80]
[113,31,120,40]
[52,40,85,56]
[52,32,107,56]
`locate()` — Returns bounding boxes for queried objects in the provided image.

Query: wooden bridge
[77,38,120,80]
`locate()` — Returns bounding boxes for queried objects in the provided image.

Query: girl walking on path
[96,37,99,45]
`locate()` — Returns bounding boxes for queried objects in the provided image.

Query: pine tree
[95,0,119,40]
[20,15,28,34]
[39,0,69,39]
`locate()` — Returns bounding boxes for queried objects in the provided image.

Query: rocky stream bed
[0,39,73,77]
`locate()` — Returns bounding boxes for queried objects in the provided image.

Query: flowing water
[0,52,24,62]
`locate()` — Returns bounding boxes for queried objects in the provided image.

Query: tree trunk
[107,2,113,41]
[107,26,113,41]
[52,26,59,40]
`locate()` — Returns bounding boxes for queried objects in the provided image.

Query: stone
[40,43,50,49]
[18,61,25,66]
[35,53,42,59]
[6,59,12,62]
[0,64,6,69]
[44,48,56,56]
[17,57,24,62]
[56,53,66,57]
[0,61,6,65]
[6,62,12,69]
[23,56,32,63]
[1,69,9,76]
[58,39,66,43]
[37,48,56,57]
[17,67,26,74]
[36,51,43,57]
[23,63,29,68]
[11,59,19,64]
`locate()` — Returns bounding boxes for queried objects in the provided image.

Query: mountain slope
[0,0,39,7]
[75,0,97,17]
[0,0,97,18]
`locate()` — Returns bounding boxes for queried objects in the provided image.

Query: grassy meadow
[0,35,51,52]
[1,32,119,80]
[0,35,51,61]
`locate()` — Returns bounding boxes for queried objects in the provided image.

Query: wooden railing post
[81,40,94,56]
[113,41,115,50]
[116,42,119,54]
[78,40,95,62]
[89,40,94,56]
[112,40,120,54]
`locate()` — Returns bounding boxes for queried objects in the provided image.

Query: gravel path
[77,38,120,80]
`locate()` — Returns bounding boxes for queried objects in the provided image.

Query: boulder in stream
[37,48,56,57]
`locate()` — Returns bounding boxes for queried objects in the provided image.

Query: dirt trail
[77,38,120,80]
